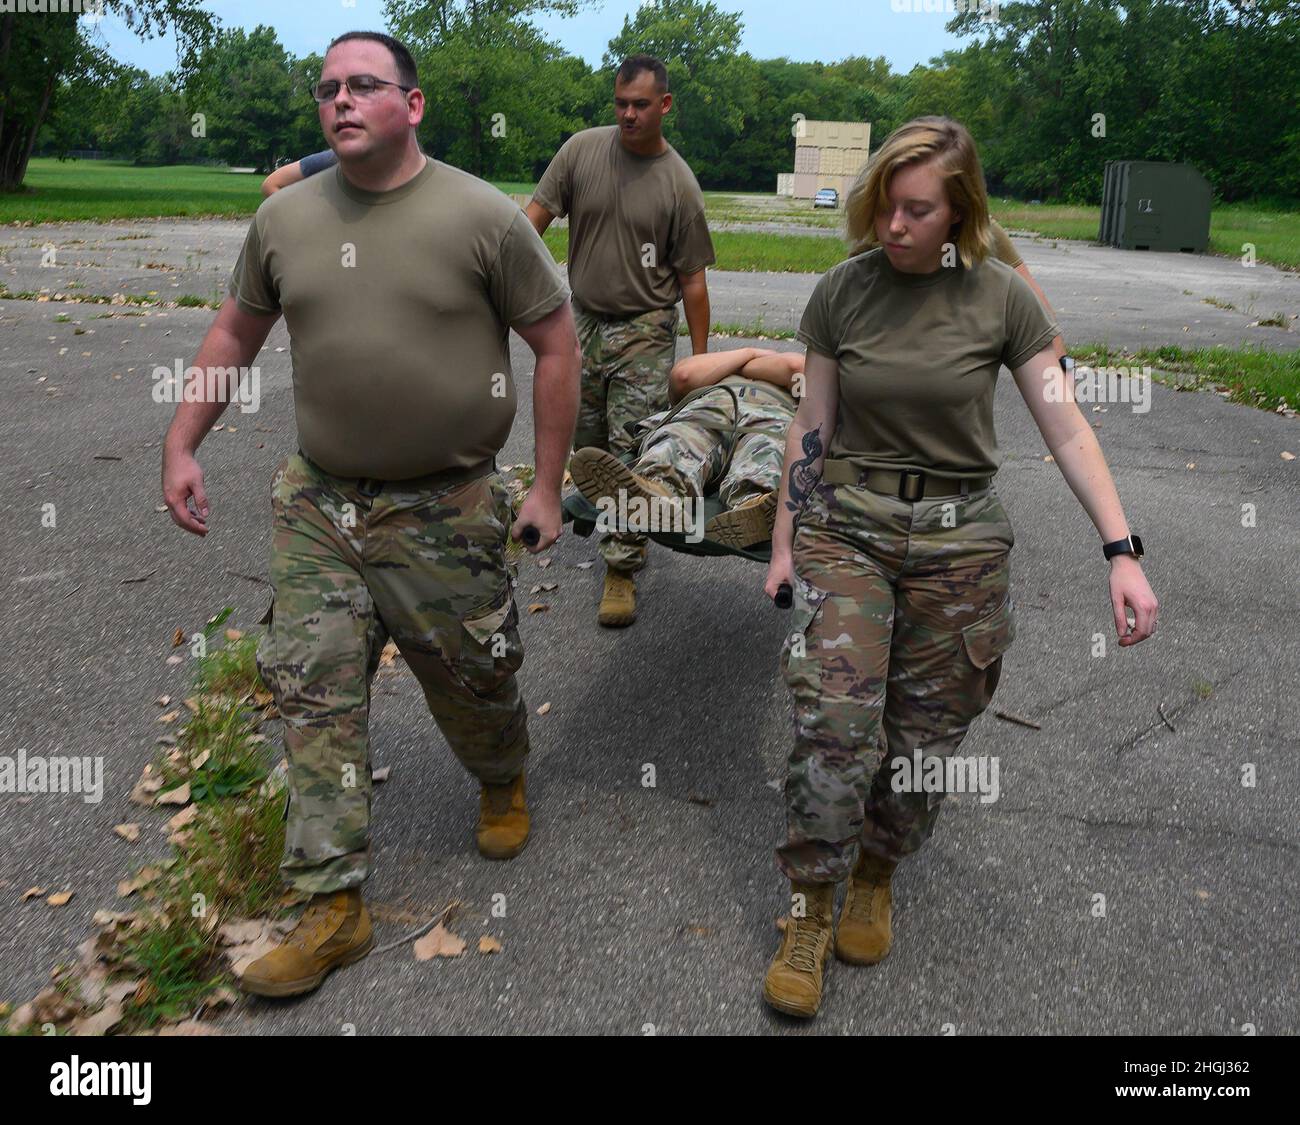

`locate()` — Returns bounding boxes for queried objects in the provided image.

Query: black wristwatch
[1103,534,1144,561]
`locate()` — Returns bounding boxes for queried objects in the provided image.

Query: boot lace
[287,897,341,949]
[846,879,886,926]
[786,917,825,973]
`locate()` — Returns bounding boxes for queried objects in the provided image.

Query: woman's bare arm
[765,348,838,599]
[1011,346,1158,644]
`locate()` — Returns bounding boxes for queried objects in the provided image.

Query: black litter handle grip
[775,582,793,610]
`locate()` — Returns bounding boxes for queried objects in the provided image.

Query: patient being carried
[569,347,802,550]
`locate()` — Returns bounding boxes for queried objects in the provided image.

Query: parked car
[813,188,839,209]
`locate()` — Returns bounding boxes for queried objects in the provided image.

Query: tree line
[13,0,1298,202]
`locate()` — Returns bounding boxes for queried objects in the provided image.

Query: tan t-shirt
[989,219,1023,268]
[228,156,569,479]
[532,126,715,318]
[798,248,1058,479]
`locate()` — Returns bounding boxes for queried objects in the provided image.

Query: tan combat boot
[763,881,835,1018]
[705,491,778,549]
[597,570,637,627]
[477,771,530,859]
[835,852,897,965]
[569,447,677,510]
[238,888,373,998]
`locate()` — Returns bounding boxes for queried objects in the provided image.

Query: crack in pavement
[992,804,1298,855]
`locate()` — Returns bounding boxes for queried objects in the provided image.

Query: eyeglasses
[311,74,413,103]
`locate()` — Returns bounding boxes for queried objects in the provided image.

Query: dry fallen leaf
[21,886,47,902]
[218,919,267,947]
[378,640,400,668]
[129,765,164,807]
[112,823,140,844]
[1042,455,1054,463]
[157,709,180,724]
[413,923,466,961]
[1282,451,1295,461]
[154,694,171,707]
[171,627,184,648]
[156,782,190,806]
[117,867,162,898]
[527,603,549,614]
[537,557,553,569]
[478,935,502,954]
[167,805,198,833]
[165,654,184,666]
[72,1001,123,1037]
[47,891,75,907]
[536,702,552,716]
[190,749,210,770]
[371,766,391,783]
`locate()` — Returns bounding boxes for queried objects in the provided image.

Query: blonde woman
[762,117,1157,1018]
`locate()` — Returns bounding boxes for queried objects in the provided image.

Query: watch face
[1130,534,1144,558]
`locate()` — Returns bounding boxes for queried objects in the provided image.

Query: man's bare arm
[738,351,802,392]
[677,267,710,356]
[161,298,280,535]
[509,301,581,551]
[525,201,556,239]
[261,162,304,198]
[668,347,762,402]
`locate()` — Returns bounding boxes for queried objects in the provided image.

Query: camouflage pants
[256,454,529,894]
[779,478,1016,883]
[572,296,678,574]
[634,382,790,507]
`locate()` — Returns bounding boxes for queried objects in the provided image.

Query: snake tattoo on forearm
[785,425,823,513]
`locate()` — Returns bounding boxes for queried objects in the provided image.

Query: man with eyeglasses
[161,31,579,999]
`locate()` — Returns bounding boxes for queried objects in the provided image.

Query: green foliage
[12,0,1300,204]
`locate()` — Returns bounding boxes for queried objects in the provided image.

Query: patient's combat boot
[570,447,677,510]
[705,490,778,549]
[763,880,835,1018]
[238,888,373,998]
[597,570,637,627]
[835,852,897,965]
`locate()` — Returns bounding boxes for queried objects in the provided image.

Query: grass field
[7,159,1298,271]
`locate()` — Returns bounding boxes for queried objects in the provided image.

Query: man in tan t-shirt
[527,53,717,628]
[159,31,580,999]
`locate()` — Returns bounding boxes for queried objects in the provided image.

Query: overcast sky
[90,0,971,76]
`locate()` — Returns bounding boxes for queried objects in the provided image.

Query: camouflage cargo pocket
[452,581,524,699]
[781,575,828,703]
[958,597,1016,706]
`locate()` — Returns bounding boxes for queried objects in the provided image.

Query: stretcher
[522,382,795,605]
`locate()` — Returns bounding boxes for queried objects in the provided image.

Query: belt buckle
[357,477,383,499]
[898,469,925,502]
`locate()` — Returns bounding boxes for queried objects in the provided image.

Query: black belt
[821,459,991,500]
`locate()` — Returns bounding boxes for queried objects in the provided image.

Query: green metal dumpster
[1098,160,1212,253]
